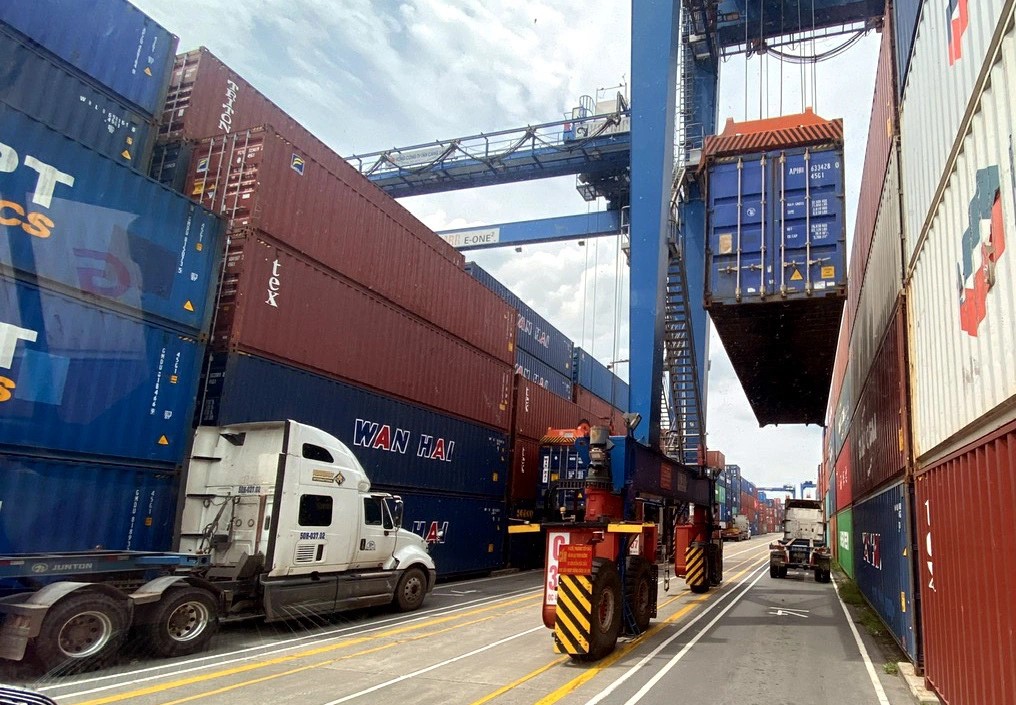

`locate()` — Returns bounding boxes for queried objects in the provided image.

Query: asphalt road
[7,536,914,705]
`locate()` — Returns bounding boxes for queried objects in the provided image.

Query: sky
[134,0,880,497]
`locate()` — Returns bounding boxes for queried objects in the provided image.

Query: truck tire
[142,587,219,658]
[815,569,831,584]
[778,566,788,579]
[394,567,428,611]
[577,558,622,661]
[769,564,781,579]
[624,557,653,633]
[32,591,128,674]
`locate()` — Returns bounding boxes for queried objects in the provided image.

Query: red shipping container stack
[574,386,626,435]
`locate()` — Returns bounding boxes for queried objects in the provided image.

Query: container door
[708,155,767,301]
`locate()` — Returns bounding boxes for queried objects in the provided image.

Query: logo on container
[956,165,1005,337]
[0,141,76,239]
[412,520,448,543]
[861,532,882,569]
[219,80,240,132]
[0,322,39,403]
[946,0,969,66]
[266,259,282,308]
[291,154,305,176]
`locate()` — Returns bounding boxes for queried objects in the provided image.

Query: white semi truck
[768,499,831,582]
[0,421,436,673]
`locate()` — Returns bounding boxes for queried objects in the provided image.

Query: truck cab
[768,499,830,583]
[180,420,436,620]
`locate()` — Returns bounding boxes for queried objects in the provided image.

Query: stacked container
[0,0,230,554]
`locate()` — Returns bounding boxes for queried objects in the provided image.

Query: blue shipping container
[149,140,194,193]
[379,489,505,576]
[0,26,155,169]
[572,347,627,407]
[203,352,510,498]
[465,262,573,376]
[0,0,177,117]
[516,348,572,401]
[0,103,223,334]
[706,146,846,304]
[852,481,920,662]
[0,453,177,554]
[0,276,204,463]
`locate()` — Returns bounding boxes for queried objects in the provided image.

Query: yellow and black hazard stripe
[554,574,592,655]
[685,544,707,588]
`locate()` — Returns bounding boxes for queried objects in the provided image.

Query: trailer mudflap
[0,603,49,661]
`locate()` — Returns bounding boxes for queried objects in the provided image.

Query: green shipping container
[716,485,727,504]
[835,508,854,579]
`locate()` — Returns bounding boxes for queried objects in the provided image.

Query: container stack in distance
[0,0,230,555]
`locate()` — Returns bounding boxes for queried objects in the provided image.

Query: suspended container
[704,110,847,425]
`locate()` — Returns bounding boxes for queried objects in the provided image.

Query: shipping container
[572,347,625,407]
[574,386,626,435]
[512,376,586,444]
[0,453,178,554]
[203,351,510,498]
[852,481,920,662]
[0,0,177,117]
[466,262,574,376]
[915,420,1016,705]
[515,348,572,401]
[212,232,513,431]
[835,507,854,579]
[381,489,505,577]
[0,26,155,168]
[848,147,903,394]
[506,499,543,569]
[0,276,203,464]
[187,128,514,362]
[907,18,1016,464]
[900,0,1008,266]
[893,0,922,93]
[509,436,542,503]
[835,434,853,512]
[0,103,224,334]
[149,139,195,192]
[826,313,851,438]
[851,302,911,499]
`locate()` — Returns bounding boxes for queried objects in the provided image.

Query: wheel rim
[596,589,615,630]
[57,610,114,659]
[403,574,423,604]
[166,600,212,642]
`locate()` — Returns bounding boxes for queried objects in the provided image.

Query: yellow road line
[468,656,571,705]
[72,593,541,705]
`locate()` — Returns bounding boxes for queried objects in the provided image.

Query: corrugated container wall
[0,277,203,464]
[513,376,587,442]
[0,103,224,334]
[0,455,178,554]
[574,387,626,435]
[189,129,514,364]
[0,27,155,168]
[907,15,1016,463]
[515,348,572,401]
[510,437,541,503]
[892,0,923,95]
[900,0,1008,266]
[388,490,505,577]
[465,262,574,376]
[915,420,1016,705]
[835,508,854,579]
[212,232,513,430]
[203,352,509,498]
[852,482,920,663]
[850,302,911,499]
[835,436,854,511]
[573,348,626,407]
[0,0,177,117]
[827,313,852,459]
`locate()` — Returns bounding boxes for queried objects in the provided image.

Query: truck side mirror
[391,498,404,528]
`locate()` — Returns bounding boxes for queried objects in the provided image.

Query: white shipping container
[908,14,1016,464]
[900,0,1008,266]
[849,145,904,397]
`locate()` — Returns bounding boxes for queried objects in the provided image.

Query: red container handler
[160,48,457,262]
[513,376,587,442]
[187,126,515,363]
[915,420,1016,705]
[212,230,513,430]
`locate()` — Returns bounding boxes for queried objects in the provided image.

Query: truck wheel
[32,592,128,674]
[816,569,831,584]
[394,567,428,611]
[778,566,788,579]
[577,558,622,661]
[624,557,653,633]
[769,564,781,579]
[142,587,219,658]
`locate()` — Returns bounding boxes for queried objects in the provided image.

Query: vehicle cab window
[363,497,394,530]
[303,443,334,463]
[298,494,333,527]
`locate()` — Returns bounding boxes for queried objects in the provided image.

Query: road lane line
[833,576,891,705]
[467,657,570,705]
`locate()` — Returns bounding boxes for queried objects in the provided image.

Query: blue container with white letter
[0,276,204,464]
[515,348,572,401]
[0,453,178,554]
[0,103,223,334]
[0,26,156,169]
[203,352,510,498]
[0,0,177,117]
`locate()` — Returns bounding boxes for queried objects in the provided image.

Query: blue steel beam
[629,1,681,450]
[710,0,884,49]
[436,211,621,251]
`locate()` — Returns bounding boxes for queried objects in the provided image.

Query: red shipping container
[160,48,457,263]
[705,450,726,469]
[574,386,626,435]
[847,12,899,324]
[915,421,1016,705]
[850,300,911,500]
[510,436,542,503]
[835,434,853,511]
[214,230,513,429]
[513,376,586,441]
[187,126,515,363]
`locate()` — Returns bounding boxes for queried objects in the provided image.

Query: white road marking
[320,626,544,705]
[584,559,769,705]
[768,608,810,618]
[833,576,891,705]
[449,590,479,595]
